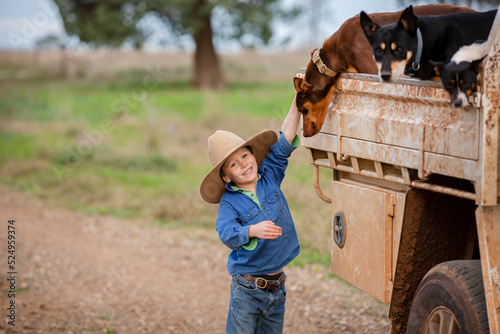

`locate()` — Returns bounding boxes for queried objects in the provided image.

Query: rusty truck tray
[301,72,498,205]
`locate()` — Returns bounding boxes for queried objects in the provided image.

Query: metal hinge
[469,92,482,108]
[387,194,395,218]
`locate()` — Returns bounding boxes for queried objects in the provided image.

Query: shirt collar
[226,172,262,192]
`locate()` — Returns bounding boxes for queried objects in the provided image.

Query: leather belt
[241,272,287,292]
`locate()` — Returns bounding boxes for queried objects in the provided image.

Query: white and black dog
[431,41,489,108]
[360,6,496,82]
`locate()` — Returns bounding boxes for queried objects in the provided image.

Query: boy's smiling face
[221,147,258,190]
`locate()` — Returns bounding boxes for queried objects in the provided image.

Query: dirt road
[0,186,390,333]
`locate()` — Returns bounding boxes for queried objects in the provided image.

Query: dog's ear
[360,11,379,41]
[293,76,312,94]
[429,60,446,76]
[398,5,418,36]
[471,56,486,73]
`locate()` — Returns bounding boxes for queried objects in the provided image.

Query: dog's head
[432,57,485,108]
[360,6,418,82]
[293,50,336,137]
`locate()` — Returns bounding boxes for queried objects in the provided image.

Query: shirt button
[247,213,250,217]
[262,206,266,209]
[275,192,278,196]
[250,194,254,197]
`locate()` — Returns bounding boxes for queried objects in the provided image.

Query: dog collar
[412,28,423,71]
[312,48,338,77]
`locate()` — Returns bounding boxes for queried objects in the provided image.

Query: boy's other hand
[248,221,282,239]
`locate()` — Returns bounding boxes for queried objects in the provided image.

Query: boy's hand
[248,221,282,239]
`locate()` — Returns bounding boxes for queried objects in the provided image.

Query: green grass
[57,325,72,331]
[290,248,331,268]
[0,132,40,159]
[0,74,332,265]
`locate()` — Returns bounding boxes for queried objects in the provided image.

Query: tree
[54,1,147,47]
[35,34,62,50]
[34,34,68,77]
[54,0,298,89]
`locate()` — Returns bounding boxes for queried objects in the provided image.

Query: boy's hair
[219,146,253,181]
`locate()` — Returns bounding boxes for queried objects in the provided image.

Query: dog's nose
[380,71,392,82]
[452,100,462,108]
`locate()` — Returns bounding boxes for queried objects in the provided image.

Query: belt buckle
[255,277,268,289]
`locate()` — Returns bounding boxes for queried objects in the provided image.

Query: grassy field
[0,50,333,266]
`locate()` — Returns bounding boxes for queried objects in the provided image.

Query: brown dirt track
[0,186,390,333]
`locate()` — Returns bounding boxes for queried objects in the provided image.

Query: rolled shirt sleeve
[216,201,254,250]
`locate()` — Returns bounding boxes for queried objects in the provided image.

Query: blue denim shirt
[216,132,301,276]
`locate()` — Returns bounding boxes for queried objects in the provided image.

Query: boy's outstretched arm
[282,94,301,144]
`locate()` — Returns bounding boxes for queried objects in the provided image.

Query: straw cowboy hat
[200,129,278,204]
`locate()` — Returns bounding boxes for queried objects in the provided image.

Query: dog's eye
[375,47,383,54]
[395,46,403,53]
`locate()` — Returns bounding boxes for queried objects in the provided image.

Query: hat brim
[200,129,278,204]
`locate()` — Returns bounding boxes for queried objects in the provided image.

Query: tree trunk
[192,1,226,90]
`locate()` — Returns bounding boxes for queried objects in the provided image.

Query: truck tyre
[407,260,488,334]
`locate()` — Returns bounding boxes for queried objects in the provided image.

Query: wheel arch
[407,260,489,333]
[388,188,478,333]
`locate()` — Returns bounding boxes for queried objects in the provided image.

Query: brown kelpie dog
[294,5,475,137]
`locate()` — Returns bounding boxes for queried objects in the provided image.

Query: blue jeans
[226,274,287,334]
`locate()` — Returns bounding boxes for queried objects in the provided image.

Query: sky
[0,0,64,51]
[0,0,490,52]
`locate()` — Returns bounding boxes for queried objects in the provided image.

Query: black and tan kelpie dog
[359,5,496,82]
[431,40,489,108]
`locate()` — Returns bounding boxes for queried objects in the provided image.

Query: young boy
[200,96,302,333]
